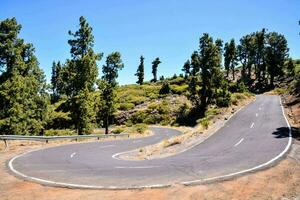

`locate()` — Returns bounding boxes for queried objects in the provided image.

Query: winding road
[9,95,291,189]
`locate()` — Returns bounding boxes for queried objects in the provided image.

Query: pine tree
[151,57,161,82]
[67,16,103,134]
[198,33,223,113]
[254,29,267,83]
[0,18,49,135]
[182,59,191,78]
[190,51,200,76]
[101,52,124,134]
[265,32,288,87]
[286,58,295,77]
[135,56,144,85]
[224,39,237,80]
[237,34,256,80]
[51,61,63,102]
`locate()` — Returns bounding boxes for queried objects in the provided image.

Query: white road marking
[256,113,258,117]
[259,107,261,110]
[115,166,160,169]
[7,96,292,190]
[183,96,292,186]
[133,140,142,143]
[70,152,76,158]
[250,122,254,128]
[234,138,244,147]
[99,145,115,149]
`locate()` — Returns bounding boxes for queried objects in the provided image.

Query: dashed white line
[133,140,142,143]
[259,107,261,110]
[70,152,76,158]
[250,122,254,128]
[183,96,292,186]
[256,113,258,117]
[115,166,160,169]
[234,138,244,147]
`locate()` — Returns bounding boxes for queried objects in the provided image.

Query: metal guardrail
[0,133,129,149]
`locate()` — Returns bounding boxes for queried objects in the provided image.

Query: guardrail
[0,133,129,149]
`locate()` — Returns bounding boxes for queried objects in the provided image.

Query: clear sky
[1,0,299,85]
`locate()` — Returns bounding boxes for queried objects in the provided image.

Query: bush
[205,108,220,120]
[119,102,135,111]
[168,76,186,85]
[171,84,188,95]
[133,123,148,134]
[272,88,286,95]
[126,123,148,134]
[159,81,171,95]
[216,89,231,107]
[111,127,125,134]
[237,81,248,93]
[198,117,209,129]
[129,110,147,124]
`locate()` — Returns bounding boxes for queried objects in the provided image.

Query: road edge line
[113,97,256,161]
[181,95,292,186]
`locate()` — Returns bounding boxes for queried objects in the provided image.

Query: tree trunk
[105,115,109,135]
[248,64,251,79]
[270,74,274,87]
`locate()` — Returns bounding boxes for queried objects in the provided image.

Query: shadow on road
[272,127,300,141]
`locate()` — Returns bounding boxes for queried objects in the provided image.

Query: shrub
[216,89,231,107]
[171,84,188,95]
[199,117,209,129]
[231,96,238,106]
[237,81,248,93]
[205,108,220,120]
[272,88,286,95]
[111,127,125,134]
[129,110,147,124]
[133,123,148,134]
[168,76,186,85]
[119,102,135,111]
[159,81,171,95]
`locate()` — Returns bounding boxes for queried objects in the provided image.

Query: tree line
[180,29,291,116]
[0,17,296,135]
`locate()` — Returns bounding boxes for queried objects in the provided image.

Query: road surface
[9,95,291,189]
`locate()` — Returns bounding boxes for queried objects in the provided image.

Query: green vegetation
[117,84,160,107]
[0,17,297,136]
[0,18,49,135]
[135,56,145,85]
[100,52,124,134]
[151,57,161,82]
[111,124,148,135]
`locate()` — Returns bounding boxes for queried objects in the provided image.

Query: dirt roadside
[0,95,299,200]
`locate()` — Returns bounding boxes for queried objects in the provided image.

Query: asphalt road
[9,95,291,189]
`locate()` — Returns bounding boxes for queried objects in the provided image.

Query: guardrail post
[4,139,8,149]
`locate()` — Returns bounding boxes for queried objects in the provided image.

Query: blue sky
[1,0,299,85]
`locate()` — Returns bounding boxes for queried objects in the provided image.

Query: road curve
[9,95,291,189]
